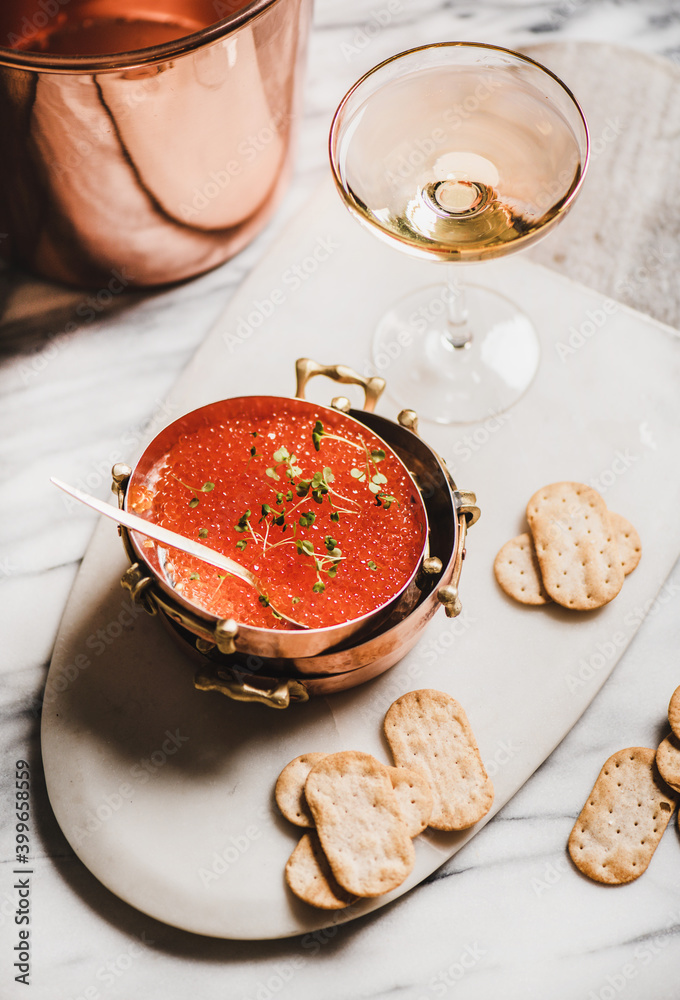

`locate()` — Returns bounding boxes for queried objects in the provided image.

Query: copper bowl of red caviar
[114,360,479,707]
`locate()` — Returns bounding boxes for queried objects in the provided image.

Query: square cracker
[384,690,493,831]
[526,482,624,610]
[304,751,414,897]
[568,747,677,884]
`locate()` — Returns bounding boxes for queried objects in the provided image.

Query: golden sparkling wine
[336,66,585,262]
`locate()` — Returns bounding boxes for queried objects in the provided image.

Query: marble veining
[1,1,680,998]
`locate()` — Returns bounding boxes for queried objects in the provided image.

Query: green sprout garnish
[266,447,302,482]
[172,475,214,507]
[295,536,344,593]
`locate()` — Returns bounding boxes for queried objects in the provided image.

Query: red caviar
[127,398,426,630]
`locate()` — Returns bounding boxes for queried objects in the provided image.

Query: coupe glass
[329,42,589,424]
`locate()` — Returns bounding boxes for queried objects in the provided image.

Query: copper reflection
[0,0,312,286]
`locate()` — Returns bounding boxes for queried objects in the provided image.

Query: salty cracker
[494,514,641,607]
[568,747,676,885]
[608,512,642,576]
[275,753,327,827]
[526,482,624,610]
[285,831,357,910]
[304,751,415,897]
[387,765,434,836]
[384,690,494,831]
[656,734,680,793]
[668,685,680,740]
[493,532,550,605]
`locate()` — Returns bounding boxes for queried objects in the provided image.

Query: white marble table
[2,2,680,998]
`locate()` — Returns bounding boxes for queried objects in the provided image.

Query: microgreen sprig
[312,421,396,508]
[295,535,344,594]
[266,447,302,482]
[171,474,214,508]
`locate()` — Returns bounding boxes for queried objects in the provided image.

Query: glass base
[372,283,540,425]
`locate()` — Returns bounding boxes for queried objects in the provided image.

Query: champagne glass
[329,42,589,424]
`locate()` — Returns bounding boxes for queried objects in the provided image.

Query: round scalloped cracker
[568,747,677,884]
[275,753,328,827]
[285,831,357,910]
[656,733,680,793]
[608,512,642,576]
[668,685,680,741]
[493,533,550,605]
[527,481,624,610]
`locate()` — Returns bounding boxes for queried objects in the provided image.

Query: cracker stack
[494,482,641,610]
[275,690,493,909]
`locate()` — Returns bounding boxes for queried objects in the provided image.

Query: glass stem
[445,265,472,349]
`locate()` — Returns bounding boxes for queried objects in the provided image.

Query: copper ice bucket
[112,360,480,708]
[0,0,312,287]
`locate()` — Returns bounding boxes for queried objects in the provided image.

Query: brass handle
[437,510,469,618]
[194,667,309,709]
[295,358,385,413]
[455,490,481,527]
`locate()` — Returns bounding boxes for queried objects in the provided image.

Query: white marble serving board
[41,179,680,940]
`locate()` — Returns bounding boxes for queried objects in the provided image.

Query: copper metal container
[0,0,312,287]
[113,360,480,707]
